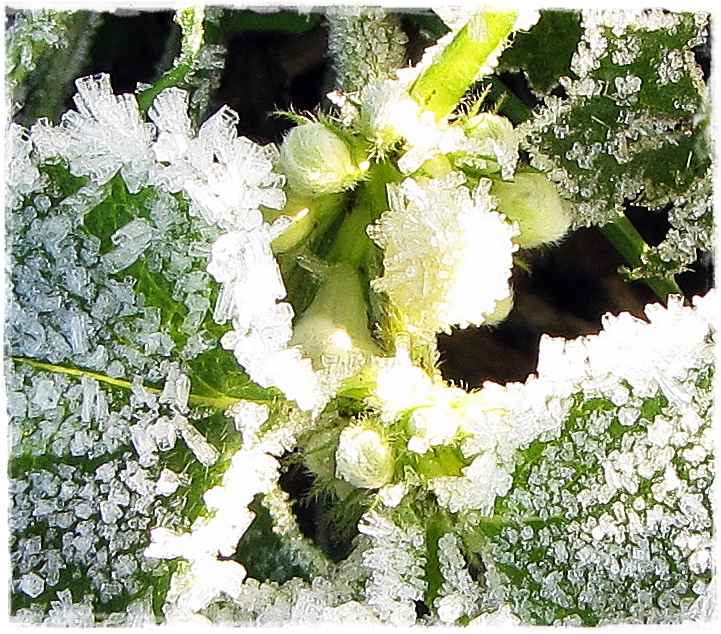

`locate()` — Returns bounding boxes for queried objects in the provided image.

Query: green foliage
[524,12,710,222]
[6,153,275,620]
[481,386,713,625]
[205,8,320,42]
[234,496,310,583]
[499,10,583,93]
[6,10,101,125]
[521,11,711,286]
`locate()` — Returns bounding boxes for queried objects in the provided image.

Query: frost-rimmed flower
[453,112,520,181]
[149,88,286,232]
[368,172,517,337]
[371,346,468,453]
[31,73,155,193]
[360,76,464,172]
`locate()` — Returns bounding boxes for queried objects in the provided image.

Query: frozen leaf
[479,293,714,625]
[522,10,710,236]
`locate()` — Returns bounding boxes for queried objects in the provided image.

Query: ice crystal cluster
[325,6,409,93]
[5,5,714,628]
[368,172,517,338]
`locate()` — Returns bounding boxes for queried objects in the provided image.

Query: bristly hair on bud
[277,119,369,197]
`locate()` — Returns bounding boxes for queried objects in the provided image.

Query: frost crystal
[31,74,155,193]
[326,6,408,93]
[485,291,714,625]
[368,172,516,337]
[430,452,513,515]
[146,447,278,616]
[6,122,42,210]
[207,224,320,411]
[150,91,286,231]
[434,533,484,623]
[360,510,426,626]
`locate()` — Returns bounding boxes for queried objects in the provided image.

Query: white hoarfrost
[145,431,279,617]
[31,74,155,193]
[207,223,321,411]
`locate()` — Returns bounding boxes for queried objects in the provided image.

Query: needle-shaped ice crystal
[31,74,155,193]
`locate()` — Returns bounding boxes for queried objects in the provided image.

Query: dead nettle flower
[359,75,464,173]
[451,112,520,181]
[368,171,517,338]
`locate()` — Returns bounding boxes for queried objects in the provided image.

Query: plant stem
[326,160,399,271]
[410,10,518,120]
[136,63,191,113]
[599,215,683,301]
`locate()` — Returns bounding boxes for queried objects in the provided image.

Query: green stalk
[136,63,191,114]
[326,160,400,270]
[136,6,206,114]
[409,10,519,120]
[600,215,683,301]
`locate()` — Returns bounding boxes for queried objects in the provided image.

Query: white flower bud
[492,172,571,248]
[278,122,364,197]
[335,425,394,489]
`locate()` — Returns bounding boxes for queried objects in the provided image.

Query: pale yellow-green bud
[278,122,366,197]
[453,112,519,180]
[335,424,394,489]
[492,172,571,248]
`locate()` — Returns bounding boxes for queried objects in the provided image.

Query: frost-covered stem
[600,215,683,301]
[137,63,191,113]
[410,10,518,120]
[326,6,408,93]
[136,6,206,113]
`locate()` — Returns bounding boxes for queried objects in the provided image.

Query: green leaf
[523,12,710,223]
[205,8,320,42]
[7,10,101,125]
[499,10,583,93]
[6,157,279,621]
[481,385,713,625]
